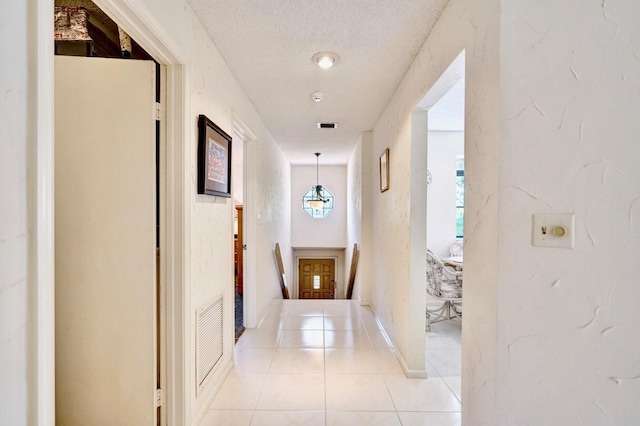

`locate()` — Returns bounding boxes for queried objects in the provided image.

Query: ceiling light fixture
[307,153,326,210]
[312,91,323,102]
[302,153,335,218]
[312,52,339,69]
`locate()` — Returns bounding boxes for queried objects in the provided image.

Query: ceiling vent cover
[317,122,338,129]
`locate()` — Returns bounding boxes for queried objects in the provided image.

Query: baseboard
[395,351,429,379]
[367,303,429,379]
[191,359,233,426]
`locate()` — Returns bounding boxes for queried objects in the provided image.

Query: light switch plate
[532,213,575,248]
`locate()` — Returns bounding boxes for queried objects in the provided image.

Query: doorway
[298,259,336,299]
[232,120,247,339]
[412,50,465,389]
[234,205,244,340]
[51,0,185,424]
[426,79,465,257]
[50,0,188,423]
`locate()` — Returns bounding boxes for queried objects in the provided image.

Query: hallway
[200,299,461,425]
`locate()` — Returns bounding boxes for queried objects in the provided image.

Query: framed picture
[197,114,232,197]
[379,148,389,192]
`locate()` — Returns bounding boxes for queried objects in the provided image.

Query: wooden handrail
[346,243,359,299]
[274,243,290,299]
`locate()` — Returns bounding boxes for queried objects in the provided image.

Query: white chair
[426,250,462,332]
[449,239,463,257]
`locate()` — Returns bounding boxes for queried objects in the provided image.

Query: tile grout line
[249,306,281,425]
[216,300,461,425]
[323,308,328,426]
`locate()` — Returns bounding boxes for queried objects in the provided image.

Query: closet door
[55,55,157,425]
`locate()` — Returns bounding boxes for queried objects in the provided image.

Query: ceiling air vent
[317,122,338,129]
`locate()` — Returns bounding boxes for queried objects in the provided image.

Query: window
[302,186,335,218]
[456,156,464,238]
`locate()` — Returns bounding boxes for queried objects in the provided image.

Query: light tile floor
[201,299,461,426]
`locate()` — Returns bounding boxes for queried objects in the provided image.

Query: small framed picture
[197,114,232,197]
[379,148,389,192]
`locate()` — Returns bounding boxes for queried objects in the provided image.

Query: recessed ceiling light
[312,52,339,69]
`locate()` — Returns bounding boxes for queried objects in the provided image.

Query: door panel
[299,259,335,299]
[55,56,157,425]
[236,206,243,294]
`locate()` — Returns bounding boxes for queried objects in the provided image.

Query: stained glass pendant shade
[302,153,334,218]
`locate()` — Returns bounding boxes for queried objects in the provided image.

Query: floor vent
[196,294,224,395]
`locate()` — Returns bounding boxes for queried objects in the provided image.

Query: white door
[55,56,157,425]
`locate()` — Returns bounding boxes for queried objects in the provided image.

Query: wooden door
[236,206,243,294]
[299,259,336,299]
[55,56,157,425]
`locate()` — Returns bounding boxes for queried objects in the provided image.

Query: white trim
[368,303,427,378]
[416,51,465,111]
[407,108,428,371]
[165,60,189,426]
[191,361,233,426]
[94,0,187,65]
[35,0,55,424]
[92,1,188,424]
[232,112,258,328]
[233,114,258,143]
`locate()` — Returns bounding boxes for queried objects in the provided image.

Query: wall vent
[317,122,338,129]
[196,294,224,395]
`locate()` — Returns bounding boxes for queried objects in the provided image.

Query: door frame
[34,0,55,423]
[88,1,188,423]
[34,0,187,420]
[407,51,466,377]
[293,252,343,299]
[232,114,258,328]
[297,258,337,299]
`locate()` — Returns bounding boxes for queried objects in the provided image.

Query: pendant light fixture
[307,153,326,210]
[302,153,334,218]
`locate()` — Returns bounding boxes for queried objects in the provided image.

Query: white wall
[346,133,374,303]
[346,140,361,300]
[1,0,54,424]
[497,1,640,423]
[427,131,464,257]
[346,138,362,301]
[368,0,499,419]
[291,165,346,249]
[369,0,640,424]
[150,0,293,419]
[252,139,292,321]
[0,2,31,424]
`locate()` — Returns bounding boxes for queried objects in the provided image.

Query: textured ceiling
[428,78,465,132]
[187,0,451,165]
